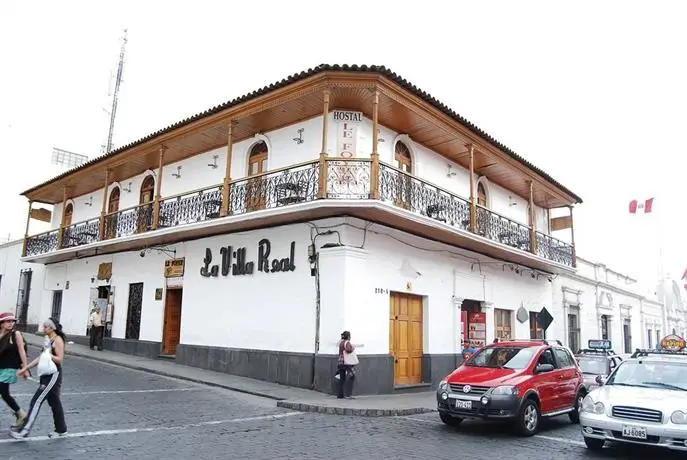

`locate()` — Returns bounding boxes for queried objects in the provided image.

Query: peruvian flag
[629,198,654,214]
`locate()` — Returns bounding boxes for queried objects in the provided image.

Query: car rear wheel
[515,399,540,436]
[439,412,463,426]
[583,437,605,450]
[568,391,586,424]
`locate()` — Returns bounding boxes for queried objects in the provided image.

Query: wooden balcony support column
[370,89,380,200]
[317,89,330,199]
[528,181,537,254]
[220,122,234,217]
[21,199,33,257]
[468,144,477,233]
[152,145,167,230]
[57,186,68,249]
[98,168,110,240]
[568,205,577,267]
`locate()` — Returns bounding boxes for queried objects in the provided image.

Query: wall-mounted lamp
[292,128,304,144]
[84,196,93,207]
[508,195,517,207]
[171,166,182,179]
[207,155,219,169]
[122,182,132,193]
[447,164,457,178]
[140,245,177,259]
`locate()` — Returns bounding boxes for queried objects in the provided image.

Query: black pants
[0,381,20,412]
[90,326,104,350]
[337,365,354,398]
[17,372,67,435]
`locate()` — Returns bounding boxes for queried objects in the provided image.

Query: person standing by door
[0,312,28,430]
[11,317,68,439]
[89,306,104,351]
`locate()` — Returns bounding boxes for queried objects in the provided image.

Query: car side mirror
[535,363,554,373]
[595,375,607,385]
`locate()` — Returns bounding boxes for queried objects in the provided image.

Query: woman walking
[0,312,28,430]
[11,317,68,439]
[336,331,358,399]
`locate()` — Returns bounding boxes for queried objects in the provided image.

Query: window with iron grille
[567,312,580,353]
[529,311,543,339]
[494,309,512,340]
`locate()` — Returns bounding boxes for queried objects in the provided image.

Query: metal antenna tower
[105,29,128,153]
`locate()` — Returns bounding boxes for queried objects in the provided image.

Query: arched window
[477,182,487,207]
[108,187,120,214]
[246,141,268,212]
[139,176,155,204]
[62,203,73,227]
[394,142,412,174]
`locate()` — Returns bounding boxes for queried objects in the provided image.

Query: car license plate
[622,425,648,440]
[454,399,472,410]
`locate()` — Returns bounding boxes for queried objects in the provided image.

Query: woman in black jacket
[0,312,28,430]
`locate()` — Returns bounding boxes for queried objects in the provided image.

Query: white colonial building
[12,65,683,394]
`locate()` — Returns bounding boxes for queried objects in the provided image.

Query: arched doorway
[246,141,268,212]
[62,203,73,227]
[394,141,413,209]
[138,176,155,232]
[105,187,120,239]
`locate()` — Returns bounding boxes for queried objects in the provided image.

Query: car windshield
[466,347,536,370]
[606,360,687,391]
[577,356,608,375]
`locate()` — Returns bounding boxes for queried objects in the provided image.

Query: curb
[27,343,286,402]
[276,400,436,417]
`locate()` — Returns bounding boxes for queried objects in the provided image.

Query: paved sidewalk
[23,333,436,416]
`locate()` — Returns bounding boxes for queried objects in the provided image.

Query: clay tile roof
[22,64,582,203]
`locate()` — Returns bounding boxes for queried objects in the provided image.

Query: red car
[437,339,586,436]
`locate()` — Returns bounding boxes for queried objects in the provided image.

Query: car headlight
[581,395,605,414]
[438,380,448,391]
[671,411,687,424]
[491,385,518,396]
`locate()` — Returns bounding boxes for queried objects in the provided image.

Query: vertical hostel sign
[333,110,361,158]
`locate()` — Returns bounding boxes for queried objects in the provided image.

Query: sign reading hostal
[164,258,185,278]
[660,334,686,352]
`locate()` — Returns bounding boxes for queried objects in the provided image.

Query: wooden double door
[162,288,183,355]
[389,292,423,385]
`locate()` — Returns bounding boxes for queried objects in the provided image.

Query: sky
[0,0,684,288]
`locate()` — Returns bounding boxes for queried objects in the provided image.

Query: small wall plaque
[155,288,163,300]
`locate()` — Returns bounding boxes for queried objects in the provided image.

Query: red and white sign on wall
[468,312,487,348]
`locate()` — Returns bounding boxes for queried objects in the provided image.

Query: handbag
[343,342,359,366]
[37,349,58,377]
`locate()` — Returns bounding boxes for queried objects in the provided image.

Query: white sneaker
[9,430,27,439]
[48,431,68,438]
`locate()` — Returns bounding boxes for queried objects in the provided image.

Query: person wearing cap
[0,312,28,430]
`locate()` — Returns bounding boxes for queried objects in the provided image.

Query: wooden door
[162,288,183,355]
[138,176,155,233]
[394,142,413,210]
[390,292,423,385]
[246,142,268,212]
[106,187,120,239]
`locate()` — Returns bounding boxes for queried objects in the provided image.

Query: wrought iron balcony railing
[23,157,574,267]
[379,163,471,231]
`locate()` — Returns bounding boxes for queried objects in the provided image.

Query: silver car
[579,350,687,451]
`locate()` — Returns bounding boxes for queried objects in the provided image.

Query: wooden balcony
[23,158,574,271]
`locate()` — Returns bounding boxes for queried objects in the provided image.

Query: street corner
[276,398,437,417]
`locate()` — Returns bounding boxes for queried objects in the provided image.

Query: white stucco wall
[0,239,45,325]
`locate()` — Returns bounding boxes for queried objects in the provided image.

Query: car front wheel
[583,437,605,450]
[439,412,463,426]
[515,399,540,436]
[569,391,586,424]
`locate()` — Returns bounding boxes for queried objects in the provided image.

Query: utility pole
[105,29,128,153]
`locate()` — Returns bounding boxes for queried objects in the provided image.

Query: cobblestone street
[1,352,683,459]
